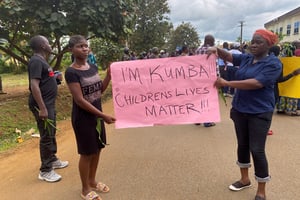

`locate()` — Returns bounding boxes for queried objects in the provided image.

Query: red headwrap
[254,29,278,46]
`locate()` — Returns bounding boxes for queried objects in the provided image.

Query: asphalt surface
[0,98,299,200]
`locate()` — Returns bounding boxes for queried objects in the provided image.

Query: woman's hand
[206,47,218,58]
[214,77,228,89]
[292,68,300,76]
[107,62,113,77]
[102,114,116,124]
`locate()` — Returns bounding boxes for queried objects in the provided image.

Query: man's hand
[39,107,48,120]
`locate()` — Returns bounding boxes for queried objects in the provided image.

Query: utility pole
[239,21,245,46]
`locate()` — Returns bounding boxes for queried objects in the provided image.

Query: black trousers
[230,108,272,181]
[29,103,58,172]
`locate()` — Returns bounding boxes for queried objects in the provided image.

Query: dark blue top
[231,53,282,114]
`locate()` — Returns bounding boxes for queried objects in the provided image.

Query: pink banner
[111,55,220,129]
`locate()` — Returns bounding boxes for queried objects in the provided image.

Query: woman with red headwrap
[212,29,282,200]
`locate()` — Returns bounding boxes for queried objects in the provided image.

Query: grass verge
[0,71,112,152]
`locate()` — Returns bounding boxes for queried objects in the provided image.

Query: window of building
[287,24,291,36]
[279,27,283,35]
[294,21,299,35]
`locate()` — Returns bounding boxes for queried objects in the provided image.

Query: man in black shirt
[28,35,68,182]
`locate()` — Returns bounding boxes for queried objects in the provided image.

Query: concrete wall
[265,7,300,42]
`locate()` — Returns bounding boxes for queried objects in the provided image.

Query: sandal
[291,111,300,116]
[254,195,266,200]
[81,191,102,200]
[92,182,110,193]
[285,111,300,116]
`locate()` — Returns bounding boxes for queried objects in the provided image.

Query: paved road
[0,98,299,200]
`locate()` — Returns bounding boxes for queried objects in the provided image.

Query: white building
[265,7,300,43]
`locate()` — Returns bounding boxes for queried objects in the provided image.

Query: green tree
[167,22,200,53]
[0,0,136,71]
[276,32,286,42]
[89,38,122,70]
[128,0,172,53]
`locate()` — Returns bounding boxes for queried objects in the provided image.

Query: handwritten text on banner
[110,55,220,129]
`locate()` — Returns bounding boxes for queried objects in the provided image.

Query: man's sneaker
[52,159,69,169]
[38,170,61,182]
[229,181,251,191]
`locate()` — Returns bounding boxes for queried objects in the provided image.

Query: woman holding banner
[212,29,281,200]
[65,35,115,200]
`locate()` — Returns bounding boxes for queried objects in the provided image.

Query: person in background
[213,29,282,200]
[180,45,189,56]
[28,35,68,183]
[292,40,300,111]
[130,51,137,60]
[159,49,167,58]
[196,34,215,55]
[139,51,148,59]
[65,35,116,200]
[218,42,229,96]
[225,43,242,97]
[122,47,131,61]
[293,40,300,56]
[272,42,300,116]
[195,34,216,127]
[149,47,159,59]
[267,45,300,135]
[87,48,97,67]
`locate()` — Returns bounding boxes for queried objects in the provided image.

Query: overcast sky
[168,0,300,44]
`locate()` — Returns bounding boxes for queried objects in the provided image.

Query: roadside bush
[0,59,12,73]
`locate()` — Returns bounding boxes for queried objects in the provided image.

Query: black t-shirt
[64,64,102,116]
[28,55,57,106]
[65,64,106,153]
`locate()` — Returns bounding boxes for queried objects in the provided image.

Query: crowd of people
[27,30,300,200]
[118,32,300,200]
[122,38,300,118]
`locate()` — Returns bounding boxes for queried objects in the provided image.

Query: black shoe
[204,122,216,127]
[229,181,251,191]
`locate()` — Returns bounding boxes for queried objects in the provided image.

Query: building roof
[265,6,300,27]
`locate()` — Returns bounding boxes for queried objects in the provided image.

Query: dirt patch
[0,84,73,150]
[0,86,29,101]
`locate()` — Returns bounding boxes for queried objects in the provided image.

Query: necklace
[72,63,89,70]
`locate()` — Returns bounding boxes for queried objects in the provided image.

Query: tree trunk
[0,76,6,94]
